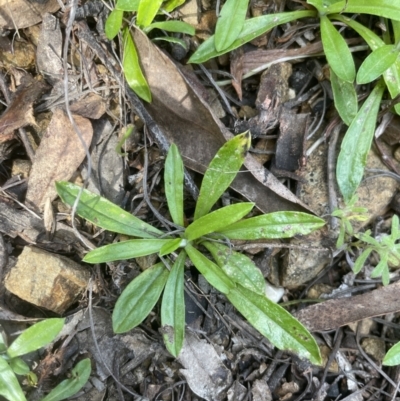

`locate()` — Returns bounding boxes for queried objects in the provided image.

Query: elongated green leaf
[159,238,185,256]
[163,0,185,12]
[204,241,265,295]
[105,9,123,40]
[185,244,234,294]
[353,248,373,274]
[336,80,385,203]
[393,20,400,44]
[194,132,251,220]
[9,358,30,375]
[330,69,357,125]
[161,251,186,357]
[188,10,316,63]
[116,0,140,11]
[186,203,254,241]
[343,0,400,21]
[83,239,171,263]
[0,357,26,401]
[41,359,91,401]
[113,263,169,333]
[332,14,400,115]
[165,144,184,226]
[123,28,151,102]
[153,37,188,49]
[219,212,325,240]
[320,16,355,82]
[7,319,64,358]
[56,182,162,238]
[215,0,249,52]
[383,341,400,366]
[137,0,163,27]
[307,0,345,14]
[357,45,399,84]
[144,21,195,35]
[227,285,322,365]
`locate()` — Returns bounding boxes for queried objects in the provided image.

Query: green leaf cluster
[56,133,325,364]
[105,0,194,102]
[0,319,91,401]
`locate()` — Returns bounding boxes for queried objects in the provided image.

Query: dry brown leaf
[26,108,93,210]
[0,0,60,29]
[69,93,106,119]
[0,75,49,142]
[132,28,311,213]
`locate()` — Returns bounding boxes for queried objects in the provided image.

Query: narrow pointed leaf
[188,10,316,63]
[227,285,322,365]
[185,244,234,294]
[161,251,186,357]
[383,341,400,366]
[105,9,123,40]
[41,359,91,401]
[186,203,254,241]
[159,238,185,256]
[165,144,184,226]
[7,319,64,358]
[337,80,385,203]
[113,263,169,333]
[307,0,345,14]
[83,239,171,263]
[0,358,26,401]
[123,28,151,102]
[320,16,355,82]
[9,358,30,375]
[194,132,250,220]
[343,0,400,21]
[204,241,265,295]
[353,248,373,274]
[330,69,357,125]
[215,0,249,52]
[144,21,195,35]
[357,45,398,84]
[163,0,185,12]
[56,182,162,238]
[137,0,163,27]
[116,0,140,11]
[219,212,325,240]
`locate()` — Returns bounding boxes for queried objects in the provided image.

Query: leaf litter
[0,1,399,400]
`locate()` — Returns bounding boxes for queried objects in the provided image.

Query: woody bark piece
[294,281,400,332]
[26,108,93,210]
[4,246,90,314]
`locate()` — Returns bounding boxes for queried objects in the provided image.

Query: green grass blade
[336,80,385,203]
[343,0,400,21]
[330,69,358,125]
[204,241,265,295]
[161,251,186,357]
[137,0,163,27]
[320,16,355,82]
[185,244,234,294]
[56,182,162,238]
[219,212,325,240]
[165,144,184,226]
[357,45,398,84]
[0,358,26,401]
[41,359,91,401]
[105,9,123,40]
[215,0,249,52]
[383,341,400,366]
[163,0,185,12]
[123,28,151,102]
[227,285,322,365]
[116,0,140,11]
[83,239,170,263]
[186,203,254,241]
[194,132,251,220]
[188,10,316,63]
[144,21,195,35]
[7,319,64,358]
[113,263,169,333]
